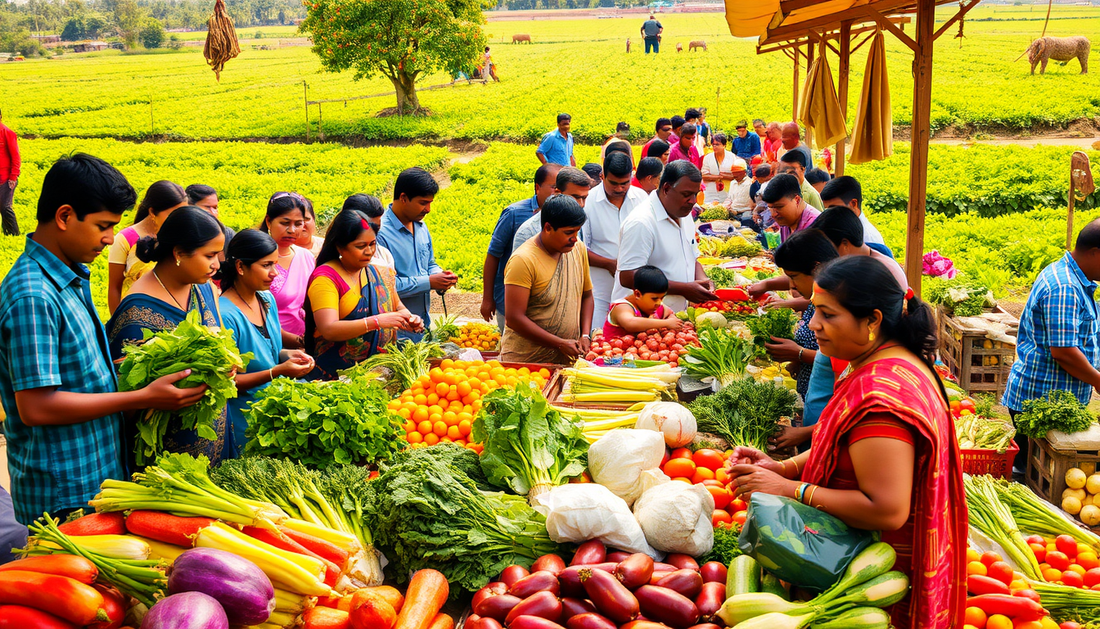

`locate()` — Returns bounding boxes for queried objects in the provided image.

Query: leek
[194,522,331,596]
[992,478,1100,550]
[963,474,1043,579]
[39,534,150,560]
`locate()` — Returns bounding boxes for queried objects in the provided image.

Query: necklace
[233,286,260,317]
[152,270,188,311]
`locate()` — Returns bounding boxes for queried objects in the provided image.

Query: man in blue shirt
[0,153,206,524]
[377,167,457,341]
[731,120,762,169]
[480,163,561,328]
[536,114,576,167]
[640,15,662,53]
[1004,220,1100,418]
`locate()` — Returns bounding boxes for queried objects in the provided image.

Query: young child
[603,266,684,338]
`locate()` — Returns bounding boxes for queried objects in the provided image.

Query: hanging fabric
[798,41,848,150]
[849,32,893,165]
[204,0,240,82]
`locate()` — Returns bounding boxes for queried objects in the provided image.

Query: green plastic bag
[737,493,874,593]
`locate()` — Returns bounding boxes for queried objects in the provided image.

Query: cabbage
[695,311,728,329]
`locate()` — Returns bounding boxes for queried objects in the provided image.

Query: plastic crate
[1025,436,1100,503]
[961,440,1019,479]
[937,305,1018,397]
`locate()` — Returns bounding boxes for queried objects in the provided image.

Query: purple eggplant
[167,548,274,625]
[141,592,229,629]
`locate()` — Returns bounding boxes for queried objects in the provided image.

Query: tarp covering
[723,0,780,38]
[849,32,893,164]
[798,42,848,149]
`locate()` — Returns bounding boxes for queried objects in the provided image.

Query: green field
[4,9,1098,142]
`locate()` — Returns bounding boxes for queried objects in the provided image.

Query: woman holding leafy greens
[725,256,965,629]
[304,209,423,380]
[107,207,228,468]
[217,229,315,456]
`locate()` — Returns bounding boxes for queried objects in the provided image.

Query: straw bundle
[204,0,240,81]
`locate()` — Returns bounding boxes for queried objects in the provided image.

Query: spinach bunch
[118,310,252,465]
[363,444,564,594]
[245,375,402,468]
[746,308,799,347]
[473,384,588,502]
[689,377,797,450]
[1015,389,1096,439]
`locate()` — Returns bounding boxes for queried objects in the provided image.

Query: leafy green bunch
[689,377,798,450]
[699,206,729,221]
[244,375,402,468]
[1015,389,1096,439]
[745,308,799,347]
[472,384,588,501]
[117,310,252,465]
[721,237,762,258]
[682,327,757,387]
[704,266,740,288]
[925,276,994,317]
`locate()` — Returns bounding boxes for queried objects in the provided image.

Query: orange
[429,368,445,383]
[966,561,987,576]
[985,616,1012,629]
[446,389,461,402]
[457,381,473,397]
[406,431,423,444]
[426,393,439,406]
[397,408,412,420]
[435,382,449,396]
[413,408,429,423]
[387,400,400,410]
[423,432,439,446]
[962,606,986,628]
[403,420,416,433]
[416,419,432,434]
[443,372,458,386]
[433,421,447,437]
[413,394,428,407]
[458,420,472,437]
[440,358,454,369]
[443,411,458,426]
[455,439,467,447]
[447,425,461,440]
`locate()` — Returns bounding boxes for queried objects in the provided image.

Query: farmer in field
[0,109,20,236]
[614,160,717,313]
[512,167,591,253]
[501,194,594,364]
[481,163,562,328]
[0,154,207,523]
[377,167,457,342]
[584,152,649,330]
[536,113,576,167]
[641,15,662,54]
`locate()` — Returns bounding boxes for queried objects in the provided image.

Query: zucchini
[715,593,801,627]
[829,571,910,609]
[811,607,891,629]
[812,542,897,606]
[727,555,761,598]
[730,611,814,629]
[760,572,789,600]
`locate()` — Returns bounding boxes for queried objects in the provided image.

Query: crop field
[3,9,1098,142]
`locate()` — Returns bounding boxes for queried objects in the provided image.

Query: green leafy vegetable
[704,266,740,288]
[699,524,743,566]
[116,310,252,465]
[745,308,798,347]
[472,384,588,502]
[699,206,729,221]
[245,375,403,468]
[721,237,762,258]
[682,327,757,387]
[925,276,994,317]
[430,314,461,343]
[689,377,797,450]
[339,340,444,395]
[363,444,563,594]
[1015,389,1096,439]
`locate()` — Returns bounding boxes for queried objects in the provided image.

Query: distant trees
[139,17,163,47]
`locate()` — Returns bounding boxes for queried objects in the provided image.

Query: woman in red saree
[726,256,966,628]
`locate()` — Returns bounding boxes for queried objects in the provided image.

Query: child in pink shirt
[603,265,684,339]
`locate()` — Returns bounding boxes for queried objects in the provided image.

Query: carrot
[426,613,454,629]
[124,511,213,547]
[242,526,342,587]
[302,606,351,629]
[316,594,345,609]
[88,584,125,629]
[349,589,397,629]
[280,526,351,566]
[0,604,78,629]
[0,555,98,583]
[393,569,449,629]
[0,570,107,625]
[365,586,404,613]
[57,512,126,537]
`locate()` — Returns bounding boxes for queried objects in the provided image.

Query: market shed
[724,0,981,293]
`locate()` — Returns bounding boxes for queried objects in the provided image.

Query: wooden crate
[427,358,560,397]
[937,305,1018,397]
[543,369,641,411]
[1025,436,1100,504]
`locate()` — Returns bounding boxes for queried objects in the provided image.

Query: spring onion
[681,327,756,387]
[963,474,1043,579]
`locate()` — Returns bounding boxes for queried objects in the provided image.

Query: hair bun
[134,235,160,263]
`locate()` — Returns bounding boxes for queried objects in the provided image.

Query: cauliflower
[695,311,727,329]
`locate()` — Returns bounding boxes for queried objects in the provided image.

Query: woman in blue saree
[107,207,229,470]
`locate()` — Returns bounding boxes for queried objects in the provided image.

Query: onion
[167,548,274,625]
[635,402,696,447]
[141,592,228,629]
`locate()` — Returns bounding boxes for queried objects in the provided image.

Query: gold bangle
[268,367,275,381]
[805,485,818,506]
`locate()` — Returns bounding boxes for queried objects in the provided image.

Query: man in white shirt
[583,152,650,329]
[723,158,753,215]
[613,161,718,313]
[513,167,591,252]
[820,175,892,257]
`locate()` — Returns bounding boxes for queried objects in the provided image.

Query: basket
[937,305,1018,397]
[961,440,1019,480]
[1025,436,1100,503]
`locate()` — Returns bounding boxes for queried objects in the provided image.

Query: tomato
[660,448,670,468]
[706,485,731,510]
[691,467,716,484]
[1062,570,1085,589]
[1025,535,1045,546]
[1056,535,1079,558]
[711,510,732,527]
[731,511,747,525]
[714,468,731,485]
[1061,622,1083,629]
[729,498,748,513]
[663,458,696,479]
[670,447,693,460]
[692,449,726,471]
[1083,568,1100,587]
[1029,543,1046,563]
[986,561,1014,586]
[960,399,976,413]
[1047,551,1071,571]
[611,339,623,349]
[980,551,1003,567]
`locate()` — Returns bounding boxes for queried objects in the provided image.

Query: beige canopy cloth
[849,31,893,164]
[798,42,848,149]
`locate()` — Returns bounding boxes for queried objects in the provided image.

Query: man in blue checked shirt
[1004,219,1100,445]
[0,154,207,525]
[377,167,458,342]
[536,113,576,167]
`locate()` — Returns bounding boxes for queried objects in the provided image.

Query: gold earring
[868,331,876,343]
[175,258,181,267]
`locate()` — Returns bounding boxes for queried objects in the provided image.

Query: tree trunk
[391,71,420,114]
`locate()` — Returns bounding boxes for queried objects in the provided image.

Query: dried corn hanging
[204,0,240,81]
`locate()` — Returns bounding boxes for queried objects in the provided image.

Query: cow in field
[512,34,531,44]
[689,40,707,51]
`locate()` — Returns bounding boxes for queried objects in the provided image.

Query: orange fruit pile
[389,359,551,451]
[456,323,501,352]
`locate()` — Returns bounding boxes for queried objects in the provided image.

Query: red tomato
[730,498,748,513]
[1030,543,1047,563]
[663,458,696,479]
[711,510,732,527]
[670,448,693,460]
[1084,568,1100,588]
[980,551,1003,567]
[706,485,732,510]
[1062,570,1085,589]
[960,399,976,413]
[692,449,726,471]
[1047,551,1071,571]
[1025,535,1045,546]
[660,448,670,468]
[692,467,716,484]
[986,561,1014,586]
[731,511,748,525]
[1061,622,1083,629]
[1057,535,1079,558]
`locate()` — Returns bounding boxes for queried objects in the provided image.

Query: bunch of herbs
[1015,389,1096,439]
[689,377,797,450]
[745,308,798,347]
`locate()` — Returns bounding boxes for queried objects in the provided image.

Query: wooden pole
[836,21,852,176]
[792,46,801,122]
[906,0,935,296]
[1067,163,1076,251]
[304,81,310,142]
[319,103,324,142]
[805,43,815,150]
[149,94,154,137]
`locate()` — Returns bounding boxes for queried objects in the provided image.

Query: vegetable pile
[1061,465,1100,526]
[1015,390,1096,440]
[688,377,798,450]
[340,340,445,395]
[660,447,750,529]
[116,310,252,465]
[455,321,502,351]
[560,361,679,405]
[745,308,798,347]
[585,326,700,367]
[681,328,756,388]
[245,376,402,468]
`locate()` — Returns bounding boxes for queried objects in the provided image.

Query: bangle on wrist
[805,485,819,506]
[795,482,809,502]
[268,367,275,381]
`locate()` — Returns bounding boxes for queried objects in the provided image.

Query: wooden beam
[934,0,980,41]
[758,21,901,55]
[759,0,913,44]
[850,29,877,54]
[780,0,824,12]
[792,44,802,121]
[835,21,851,177]
[854,5,918,52]
[906,0,935,295]
[805,42,815,148]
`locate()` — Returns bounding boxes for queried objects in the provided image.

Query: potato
[1067,467,1088,490]
[1082,505,1100,527]
[1064,495,1084,515]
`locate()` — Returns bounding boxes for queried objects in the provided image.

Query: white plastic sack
[633,481,715,556]
[636,468,671,497]
[1048,424,1100,451]
[587,429,666,506]
[535,484,660,559]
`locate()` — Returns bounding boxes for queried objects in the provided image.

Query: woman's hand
[768,425,813,451]
[406,314,425,333]
[375,312,412,331]
[728,465,797,501]
[275,350,314,379]
[764,337,803,363]
[724,446,782,474]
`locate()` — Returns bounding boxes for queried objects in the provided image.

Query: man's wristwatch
[581,334,591,340]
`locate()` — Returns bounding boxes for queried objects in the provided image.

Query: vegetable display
[688,378,797,450]
[584,327,700,367]
[680,328,756,387]
[245,375,403,468]
[166,547,275,625]
[455,322,501,352]
[473,384,588,503]
[560,362,678,405]
[116,310,252,465]
[745,308,798,347]
[955,409,1016,452]
[660,448,749,529]
[1014,390,1096,440]
[340,340,445,394]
